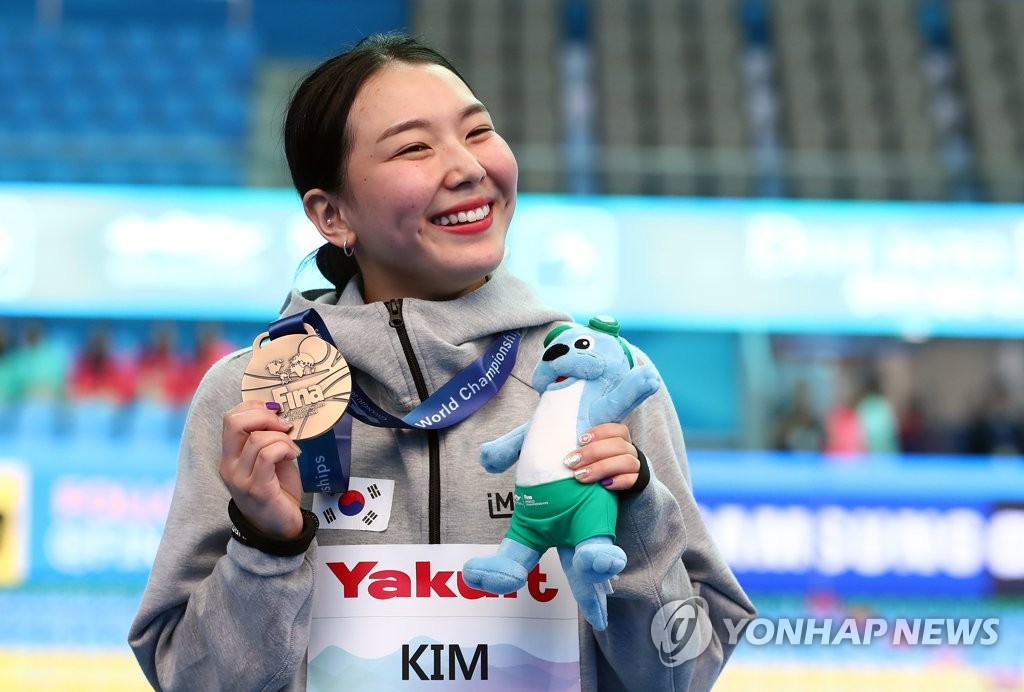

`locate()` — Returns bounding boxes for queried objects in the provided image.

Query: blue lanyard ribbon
[267,308,520,494]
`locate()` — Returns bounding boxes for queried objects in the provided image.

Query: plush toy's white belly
[515,380,585,486]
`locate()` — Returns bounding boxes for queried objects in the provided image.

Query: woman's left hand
[563,422,641,491]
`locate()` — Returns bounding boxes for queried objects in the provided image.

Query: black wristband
[622,447,651,498]
[228,499,319,557]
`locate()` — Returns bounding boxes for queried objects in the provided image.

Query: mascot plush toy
[463,316,662,630]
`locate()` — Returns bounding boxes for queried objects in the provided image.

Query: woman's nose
[443,144,486,188]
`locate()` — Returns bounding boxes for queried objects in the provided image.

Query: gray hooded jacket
[129,265,755,691]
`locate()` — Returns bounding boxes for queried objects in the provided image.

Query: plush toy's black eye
[574,338,592,349]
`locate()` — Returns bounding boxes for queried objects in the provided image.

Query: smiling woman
[128,32,753,692]
[300,61,517,303]
[282,35,517,303]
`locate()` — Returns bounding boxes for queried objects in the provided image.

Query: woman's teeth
[433,203,490,226]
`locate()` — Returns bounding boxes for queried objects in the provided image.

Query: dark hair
[284,32,469,294]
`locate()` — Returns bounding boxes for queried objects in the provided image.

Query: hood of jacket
[278,263,571,412]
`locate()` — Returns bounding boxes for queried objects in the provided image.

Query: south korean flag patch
[312,477,394,532]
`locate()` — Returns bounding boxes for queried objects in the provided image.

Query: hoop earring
[342,239,354,257]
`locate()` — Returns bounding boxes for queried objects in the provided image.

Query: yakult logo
[650,596,713,666]
[326,560,558,602]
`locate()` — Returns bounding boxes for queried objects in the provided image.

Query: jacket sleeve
[590,381,757,691]
[128,355,314,692]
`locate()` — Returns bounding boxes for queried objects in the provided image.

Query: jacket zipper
[386,298,442,544]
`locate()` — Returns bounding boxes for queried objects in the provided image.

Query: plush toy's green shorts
[506,477,618,553]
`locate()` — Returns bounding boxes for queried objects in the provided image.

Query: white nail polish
[574,467,590,480]
[564,452,582,468]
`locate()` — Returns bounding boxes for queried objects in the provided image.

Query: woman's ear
[303,188,355,248]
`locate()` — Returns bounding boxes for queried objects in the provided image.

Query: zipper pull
[386,299,404,328]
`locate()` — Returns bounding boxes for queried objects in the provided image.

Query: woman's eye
[397,144,428,155]
[468,126,492,138]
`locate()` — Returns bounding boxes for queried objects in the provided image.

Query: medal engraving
[241,325,351,440]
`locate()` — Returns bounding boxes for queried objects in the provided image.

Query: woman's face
[338,61,518,302]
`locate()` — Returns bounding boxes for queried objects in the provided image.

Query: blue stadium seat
[192,162,243,187]
[9,93,46,131]
[0,21,255,186]
[25,26,60,62]
[91,160,136,185]
[93,56,131,92]
[166,24,206,58]
[117,23,161,58]
[63,24,108,58]
[126,399,177,441]
[103,92,147,133]
[0,57,19,92]
[221,28,258,78]
[0,160,22,181]
[12,398,64,442]
[66,399,124,442]
[38,159,82,183]
[56,91,97,135]
[145,161,190,185]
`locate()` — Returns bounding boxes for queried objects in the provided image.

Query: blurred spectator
[8,322,70,400]
[855,371,899,454]
[173,324,236,405]
[962,381,1024,457]
[131,324,183,403]
[0,324,15,436]
[0,323,13,404]
[824,367,866,457]
[897,395,931,454]
[68,329,134,403]
[772,380,823,452]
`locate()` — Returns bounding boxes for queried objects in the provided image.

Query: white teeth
[433,203,490,226]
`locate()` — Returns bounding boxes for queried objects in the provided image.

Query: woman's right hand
[220,401,304,539]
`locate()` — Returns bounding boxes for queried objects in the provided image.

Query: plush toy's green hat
[543,315,634,368]
[588,315,634,368]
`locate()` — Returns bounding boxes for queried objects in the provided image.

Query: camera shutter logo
[650,596,713,666]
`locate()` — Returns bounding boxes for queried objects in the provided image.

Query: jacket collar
[278,263,569,405]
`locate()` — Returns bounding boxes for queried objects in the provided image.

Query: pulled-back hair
[283,33,469,294]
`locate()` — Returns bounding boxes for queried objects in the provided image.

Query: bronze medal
[241,325,351,440]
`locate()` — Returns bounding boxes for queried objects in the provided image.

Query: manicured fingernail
[563,452,582,468]
[265,401,281,411]
[574,468,590,480]
[600,478,614,488]
[579,432,593,444]
[281,418,293,429]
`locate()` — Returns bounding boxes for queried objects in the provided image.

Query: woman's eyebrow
[376,103,489,143]
[460,102,488,120]
[377,118,429,143]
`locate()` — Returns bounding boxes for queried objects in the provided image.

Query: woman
[129,32,754,691]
